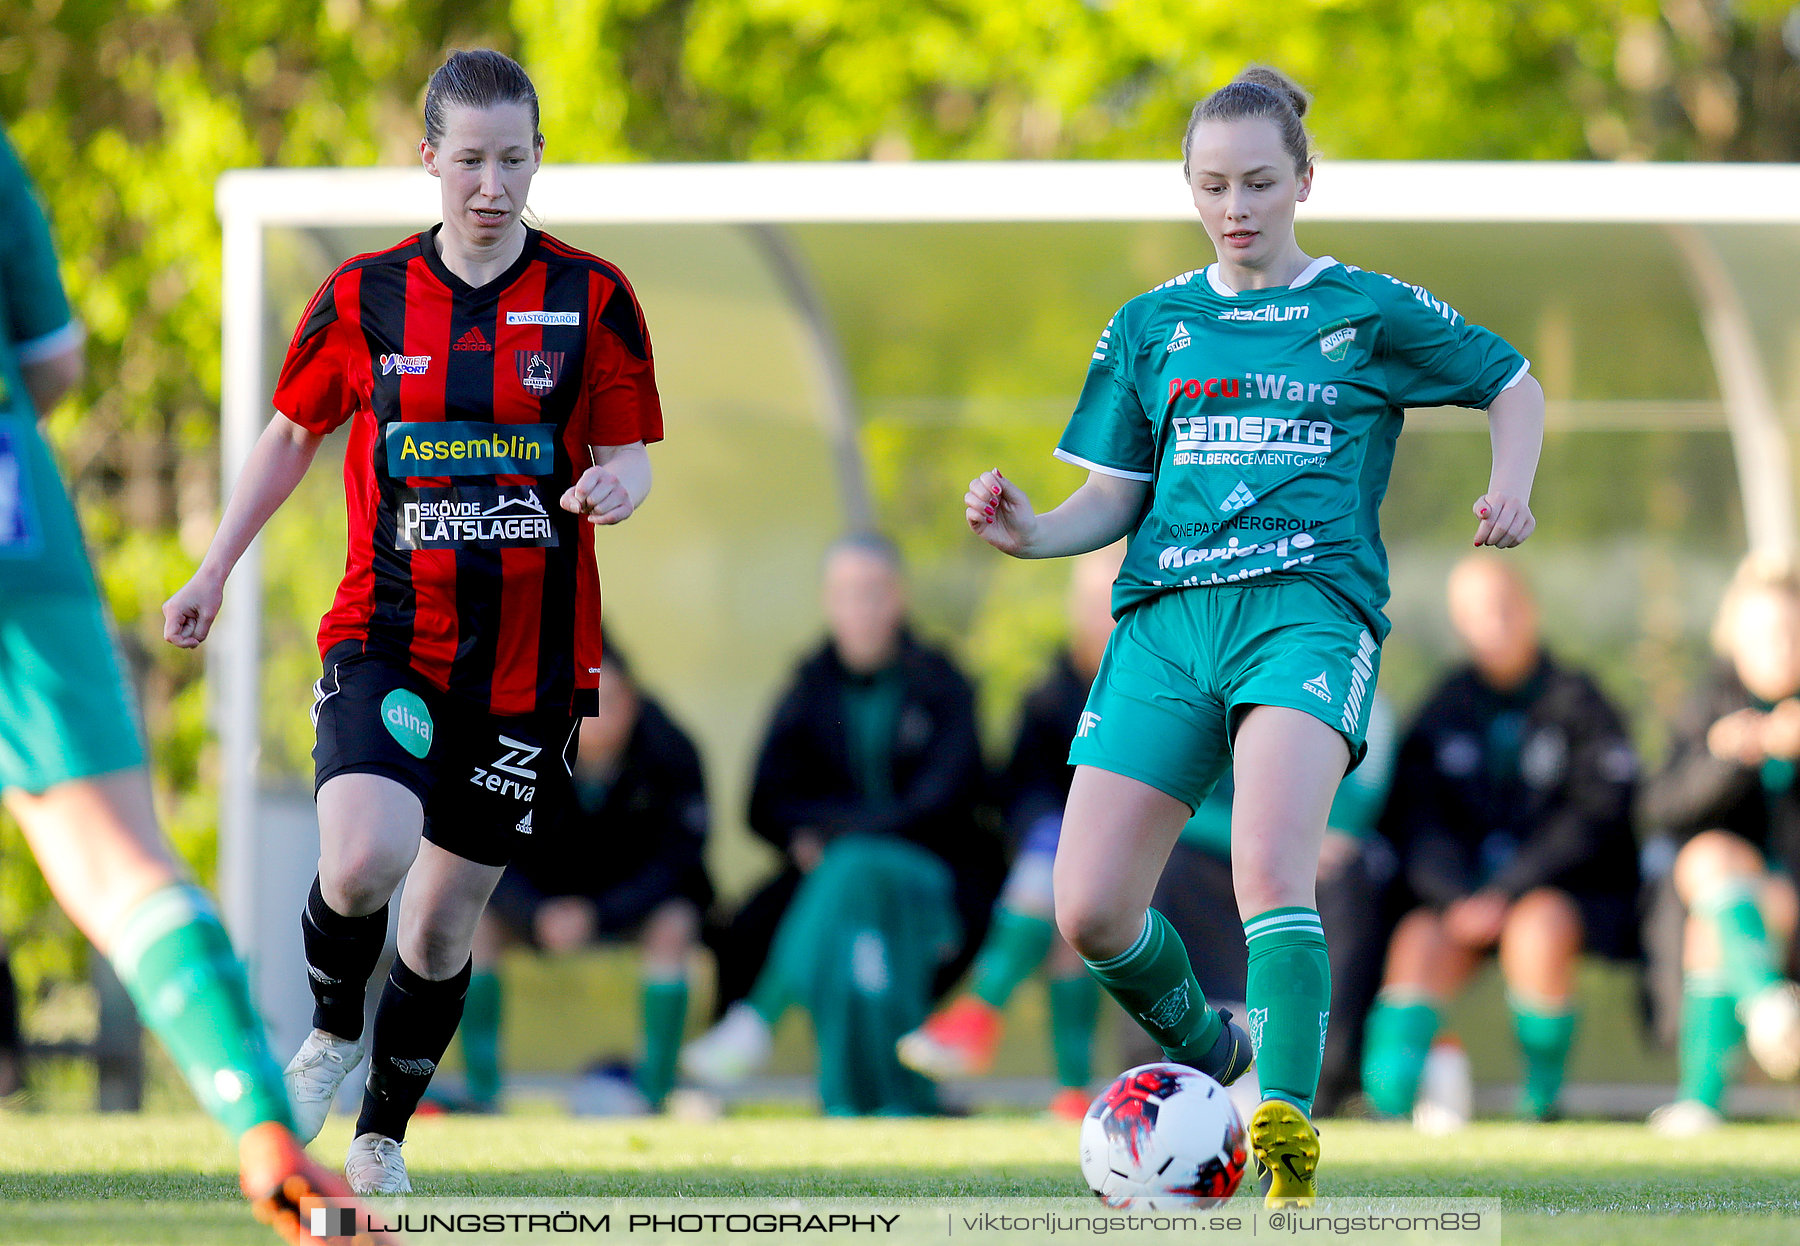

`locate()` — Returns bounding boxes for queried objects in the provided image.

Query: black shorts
[311,641,579,868]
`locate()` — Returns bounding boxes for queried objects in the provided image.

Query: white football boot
[283,1029,366,1144]
[345,1131,412,1195]
[1742,981,1800,1081]
[678,1001,772,1087]
[1647,1099,1724,1137]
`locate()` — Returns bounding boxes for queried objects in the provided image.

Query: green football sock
[1509,994,1576,1119]
[460,969,502,1107]
[1694,882,1781,1005]
[1360,992,1440,1117]
[1678,972,1742,1111]
[1047,973,1100,1089]
[1243,906,1331,1115]
[1082,909,1223,1062]
[109,884,292,1138]
[636,976,689,1109]
[970,908,1056,1009]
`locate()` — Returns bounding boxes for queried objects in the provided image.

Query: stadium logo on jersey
[1219,481,1257,512]
[1076,711,1102,739]
[453,326,492,352]
[1158,531,1316,574]
[515,349,567,393]
[1217,304,1309,322]
[386,421,555,477]
[1318,318,1357,362]
[378,353,431,375]
[507,310,581,326]
[1303,671,1333,702]
[380,689,434,759]
[1340,630,1377,735]
[397,487,559,550]
[1165,321,1192,353]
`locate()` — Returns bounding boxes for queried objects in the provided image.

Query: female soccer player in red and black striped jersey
[164,49,661,1195]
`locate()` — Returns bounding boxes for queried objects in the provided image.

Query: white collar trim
[1206,255,1339,297]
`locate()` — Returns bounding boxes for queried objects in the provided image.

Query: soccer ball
[1079,1063,1248,1208]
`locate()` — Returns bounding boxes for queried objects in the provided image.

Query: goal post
[214,159,1800,1060]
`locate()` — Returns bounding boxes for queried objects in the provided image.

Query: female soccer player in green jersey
[964,66,1543,1205]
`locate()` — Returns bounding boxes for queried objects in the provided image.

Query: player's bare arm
[162,412,324,649]
[965,467,1146,559]
[1473,371,1544,550]
[20,339,83,417]
[563,440,651,525]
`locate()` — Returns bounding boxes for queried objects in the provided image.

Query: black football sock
[355,956,471,1142]
[301,876,388,1042]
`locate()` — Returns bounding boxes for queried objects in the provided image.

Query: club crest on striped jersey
[515,350,566,393]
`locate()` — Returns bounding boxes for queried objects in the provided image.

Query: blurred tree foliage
[0,0,1794,1003]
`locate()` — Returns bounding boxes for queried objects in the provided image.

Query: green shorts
[1068,577,1380,811]
[0,593,145,794]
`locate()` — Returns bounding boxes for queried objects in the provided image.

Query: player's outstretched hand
[163,573,224,649]
[562,465,634,525]
[965,468,1037,557]
[1471,492,1534,548]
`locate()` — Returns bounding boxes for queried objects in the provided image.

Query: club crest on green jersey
[1318,318,1357,362]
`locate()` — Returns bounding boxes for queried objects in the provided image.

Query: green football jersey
[1057,257,1529,638]
[1,128,93,597]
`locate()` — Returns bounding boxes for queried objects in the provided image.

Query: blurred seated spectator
[683,533,997,1114]
[897,544,1121,1121]
[1361,555,1640,1124]
[1641,554,1800,1136]
[456,639,712,1114]
[1117,694,1399,1119]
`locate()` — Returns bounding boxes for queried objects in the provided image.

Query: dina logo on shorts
[380,689,434,758]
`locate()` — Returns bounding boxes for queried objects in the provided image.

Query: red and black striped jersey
[272,226,662,717]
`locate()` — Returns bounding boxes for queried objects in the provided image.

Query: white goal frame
[214,159,1800,1042]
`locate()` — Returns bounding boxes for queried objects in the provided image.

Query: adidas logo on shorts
[515,810,534,834]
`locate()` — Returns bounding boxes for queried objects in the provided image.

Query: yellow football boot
[1249,1098,1319,1207]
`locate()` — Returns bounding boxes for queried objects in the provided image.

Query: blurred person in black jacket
[682,534,1000,1112]
[457,639,712,1113]
[1361,556,1639,1123]
[1641,555,1800,1136]
[896,544,1122,1120]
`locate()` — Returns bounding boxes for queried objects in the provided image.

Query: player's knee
[1504,888,1582,958]
[641,899,699,960]
[1230,858,1313,916]
[1054,894,1137,962]
[1672,830,1762,902]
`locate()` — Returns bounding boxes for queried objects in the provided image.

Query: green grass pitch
[0,1113,1796,1244]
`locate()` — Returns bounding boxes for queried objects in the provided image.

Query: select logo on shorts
[506,310,581,326]
[378,354,431,375]
[1318,318,1357,362]
[385,421,555,477]
[380,689,433,759]
[516,350,567,393]
[396,486,560,550]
